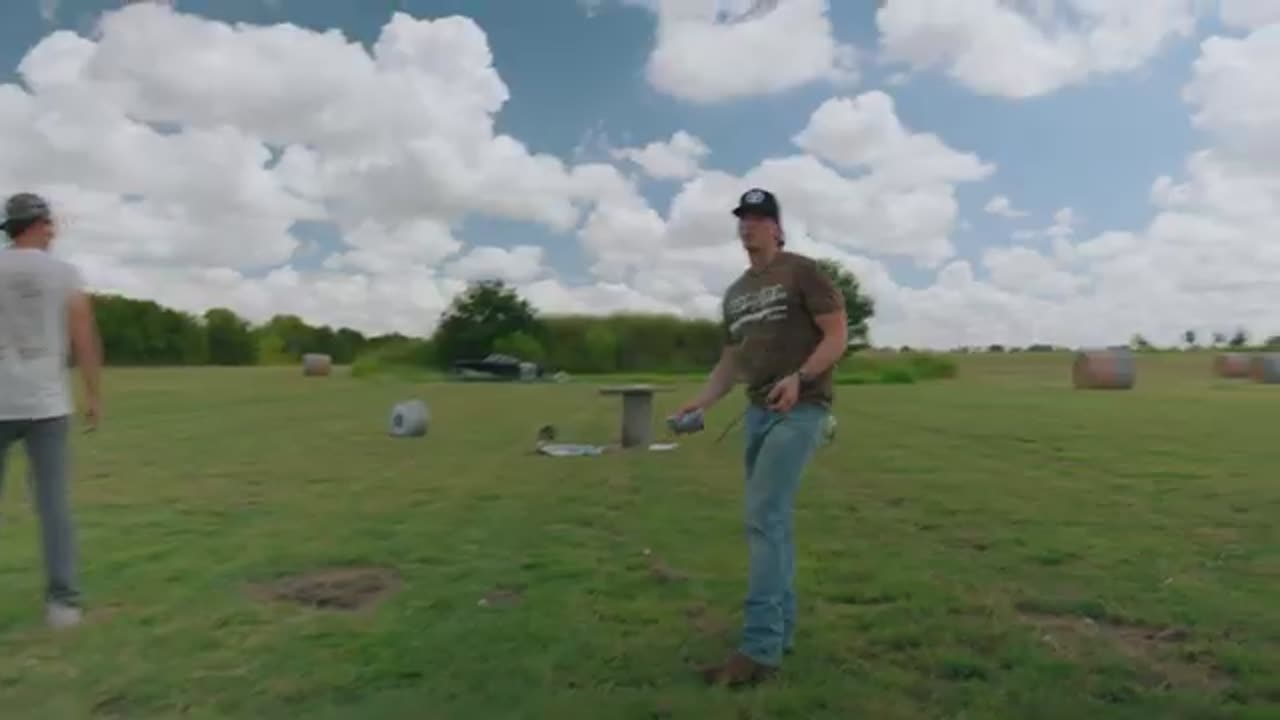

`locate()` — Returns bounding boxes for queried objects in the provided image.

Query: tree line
[86,258,880,374]
[416,260,875,374]
[964,329,1280,355]
[90,294,401,367]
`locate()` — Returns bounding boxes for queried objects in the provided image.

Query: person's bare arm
[766,309,848,412]
[797,309,848,379]
[766,260,851,412]
[67,290,102,424]
[690,345,740,410]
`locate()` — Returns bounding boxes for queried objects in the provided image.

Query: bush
[492,331,547,364]
[877,367,917,384]
[901,352,958,380]
[835,352,956,385]
[543,314,721,374]
[350,339,438,379]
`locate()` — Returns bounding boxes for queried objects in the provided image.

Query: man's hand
[671,399,704,419]
[83,396,101,432]
[67,288,103,433]
[673,345,739,419]
[766,373,801,413]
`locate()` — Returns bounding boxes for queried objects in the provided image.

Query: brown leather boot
[699,651,779,688]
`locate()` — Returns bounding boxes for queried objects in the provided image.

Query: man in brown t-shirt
[674,187,849,687]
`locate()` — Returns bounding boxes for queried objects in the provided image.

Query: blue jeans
[738,402,828,666]
[0,416,79,606]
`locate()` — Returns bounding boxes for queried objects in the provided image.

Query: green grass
[0,352,1277,718]
[352,350,958,387]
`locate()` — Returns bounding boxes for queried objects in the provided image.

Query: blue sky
[1,1,1277,347]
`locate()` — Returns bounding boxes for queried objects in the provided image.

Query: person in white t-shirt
[0,192,102,629]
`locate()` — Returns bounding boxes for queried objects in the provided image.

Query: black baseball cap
[0,192,52,231]
[731,187,781,221]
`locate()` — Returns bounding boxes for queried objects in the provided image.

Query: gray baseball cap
[0,192,53,231]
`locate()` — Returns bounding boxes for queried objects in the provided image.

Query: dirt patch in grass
[1018,607,1231,692]
[75,603,124,627]
[249,566,401,612]
[649,558,689,584]
[685,602,732,638]
[478,585,524,609]
[90,694,131,718]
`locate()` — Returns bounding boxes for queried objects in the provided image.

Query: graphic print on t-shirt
[719,252,842,409]
[725,283,788,340]
[0,271,50,361]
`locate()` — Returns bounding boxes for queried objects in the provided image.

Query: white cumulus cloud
[610,130,710,179]
[5,2,1280,354]
[984,195,1029,218]
[876,0,1202,99]
[643,0,857,103]
[0,4,629,335]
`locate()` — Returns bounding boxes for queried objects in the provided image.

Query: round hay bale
[1071,349,1136,390]
[1249,353,1280,384]
[389,399,429,437]
[302,353,332,377]
[1214,352,1252,379]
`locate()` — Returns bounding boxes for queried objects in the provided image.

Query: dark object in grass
[389,399,429,437]
[249,566,401,611]
[1249,353,1280,384]
[649,558,688,584]
[478,585,524,609]
[1214,352,1251,379]
[1072,349,1136,390]
[1018,606,1229,692]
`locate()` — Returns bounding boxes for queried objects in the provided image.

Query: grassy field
[0,352,1277,718]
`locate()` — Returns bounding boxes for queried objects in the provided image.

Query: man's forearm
[74,324,103,404]
[797,325,848,379]
[695,351,738,407]
[80,353,101,402]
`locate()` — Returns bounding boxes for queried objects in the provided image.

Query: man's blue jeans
[738,402,828,666]
[0,416,79,607]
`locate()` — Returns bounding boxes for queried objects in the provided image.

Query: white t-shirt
[0,247,84,420]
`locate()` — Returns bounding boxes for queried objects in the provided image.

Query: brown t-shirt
[721,251,843,408]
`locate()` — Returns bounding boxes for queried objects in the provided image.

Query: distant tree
[92,294,207,365]
[1229,328,1248,348]
[432,279,544,366]
[492,331,547,364]
[1183,329,1197,348]
[334,328,367,363]
[987,344,1005,353]
[254,314,367,365]
[813,259,875,351]
[1266,335,1280,349]
[1212,331,1227,347]
[1130,333,1153,351]
[204,308,259,366]
[581,323,619,372]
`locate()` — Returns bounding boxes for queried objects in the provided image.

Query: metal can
[667,409,705,435]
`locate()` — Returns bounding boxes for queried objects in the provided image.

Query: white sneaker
[46,602,83,629]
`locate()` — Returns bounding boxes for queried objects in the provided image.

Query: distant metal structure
[715,0,780,24]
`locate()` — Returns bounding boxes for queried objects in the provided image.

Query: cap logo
[744,189,765,204]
